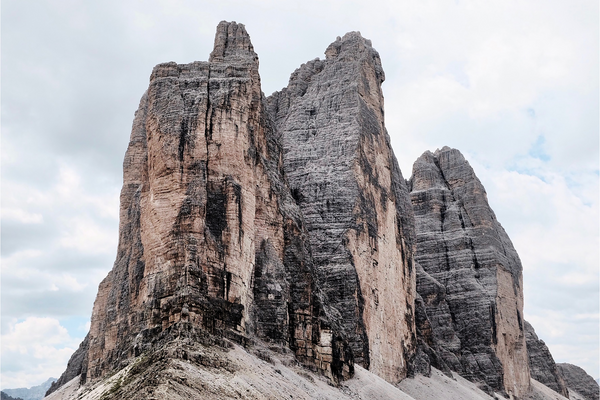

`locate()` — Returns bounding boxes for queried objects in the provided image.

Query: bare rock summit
[268,30,417,384]
[409,146,530,398]
[45,21,590,400]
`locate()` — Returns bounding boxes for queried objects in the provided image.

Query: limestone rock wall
[557,364,599,400]
[48,21,591,400]
[268,32,417,384]
[409,147,530,397]
[50,22,353,395]
[411,262,454,377]
[525,321,569,397]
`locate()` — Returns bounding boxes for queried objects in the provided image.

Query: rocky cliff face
[268,32,417,384]
[48,21,354,396]
[409,147,530,397]
[524,321,569,397]
[557,364,599,400]
[48,20,593,400]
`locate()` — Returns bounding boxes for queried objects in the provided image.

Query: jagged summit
[324,32,384,79]
[46,22,590,400]
[269,29,416,384]
[409,146,529,397]
[209,21,257,63]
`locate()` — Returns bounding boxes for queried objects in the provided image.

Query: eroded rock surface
[47,20,592,400]
[45,322,414,400]
[48,21,353,396]
[409,147,530,397]
[411,263,454,378]
[557,363,599,400]
[525,321,569,397]
[268,31,417,383]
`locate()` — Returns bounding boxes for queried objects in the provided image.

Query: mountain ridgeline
[46,21,597,400]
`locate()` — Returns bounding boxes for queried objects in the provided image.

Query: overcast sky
[2,0,598,390]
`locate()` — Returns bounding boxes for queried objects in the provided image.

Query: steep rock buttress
[409,147,530,398]
[268,32,417,384]
[48,21,353,395]
[557,364,600,400]
[524,320,569,397]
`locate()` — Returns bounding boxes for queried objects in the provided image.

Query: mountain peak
[209,21,257,63]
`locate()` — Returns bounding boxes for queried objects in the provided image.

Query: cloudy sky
[2,0,598,389]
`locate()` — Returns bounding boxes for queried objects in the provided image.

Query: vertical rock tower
[50,22,582,400]
[268,32,417,383]
[409,147,530,397]
[67,21,353,387]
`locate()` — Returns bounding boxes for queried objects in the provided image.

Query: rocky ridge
[3,378,55,400]
[524,321,569,397]
[409,147,530,398]
[557,364,600,400]
[46,21,594,400]
[268,31,416,383]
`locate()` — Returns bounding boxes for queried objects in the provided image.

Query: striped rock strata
[48,21,354,396]
[409,147,530,398]
[268,31,417,383]
[524,320,569,397]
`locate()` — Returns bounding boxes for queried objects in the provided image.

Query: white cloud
[1,208,43,224]
[58,215,117,255]
[2,162,120,258]
[1,318,82,389]
[526,310,599,377]
[472,162,599,378]
[1,250,45,282]
[56,274,88,292]
[2,251,90,296]
[477,167,599,278]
